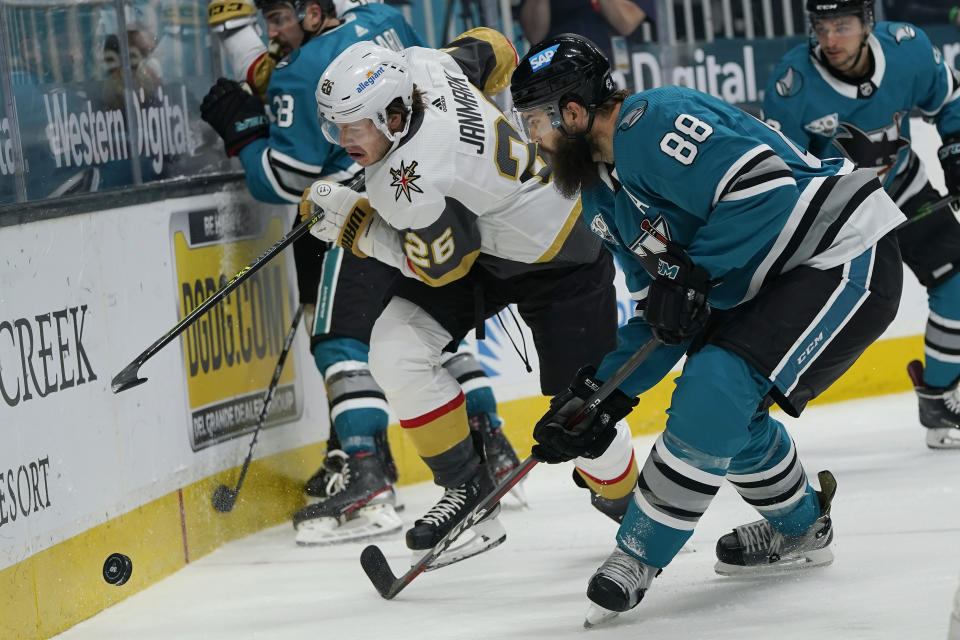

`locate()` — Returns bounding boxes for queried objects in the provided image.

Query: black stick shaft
[232,303,304,493]
[111,209,324,393]
[362,337,660,599]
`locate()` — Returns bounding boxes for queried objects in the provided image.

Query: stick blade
[360,545,399,599]
[212,485,237,513]
[112,362,148,393]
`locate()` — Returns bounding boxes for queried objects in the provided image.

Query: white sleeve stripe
[712,145,772,207]
[921,63,958,117]
[720,176,797,202]
[260,148,302,203]
[267,148,324,173]
[630,286,649,301]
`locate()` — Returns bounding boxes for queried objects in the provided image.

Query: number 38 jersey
[361,46,602,286]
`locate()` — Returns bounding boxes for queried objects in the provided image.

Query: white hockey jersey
[360,47,602,286]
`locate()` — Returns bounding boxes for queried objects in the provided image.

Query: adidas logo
[432,96,447,112]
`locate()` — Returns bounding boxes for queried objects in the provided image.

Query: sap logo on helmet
[356,66,386,94]
[530,44,560,71]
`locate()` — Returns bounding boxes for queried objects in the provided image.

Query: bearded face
[546,130,601,199]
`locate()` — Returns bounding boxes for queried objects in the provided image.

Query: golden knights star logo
[389,160,424,202]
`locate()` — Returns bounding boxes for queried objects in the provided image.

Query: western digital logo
[530,44,560,71]
[356,66,385,94]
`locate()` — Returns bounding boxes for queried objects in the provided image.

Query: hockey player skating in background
[763,0,960,449]
[300,34,634,566]
[510,34,905,625]
[200,0,519,545]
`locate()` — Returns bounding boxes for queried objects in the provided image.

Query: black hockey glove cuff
[531,366,638,464]
[200,78,269,157]
[938,131,960,196]
[643,242,711,346]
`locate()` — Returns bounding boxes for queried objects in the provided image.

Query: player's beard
[549,131,600,199]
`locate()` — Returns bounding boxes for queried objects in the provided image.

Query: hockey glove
[301,180,376,257]
[643,243,711,346]
[200,78,268,156]
[939,131,960,196]
[208,0,258,33]
[531,366,638,464]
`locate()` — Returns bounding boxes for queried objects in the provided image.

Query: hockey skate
[406,461,506,571]
[907,360,960,449]
[303,448,349,500]
[714,470,837,576]
[469,413,527,506]
[584,546,661,628]
[293,452,402,546]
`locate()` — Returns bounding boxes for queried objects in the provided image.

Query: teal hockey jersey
[763,22,960,206]
[586,87,904,396]
[237,3,423,203]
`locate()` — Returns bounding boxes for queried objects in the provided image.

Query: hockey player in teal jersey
[763,0,960,448]
[200,1,520,545]
[511,34,905,626]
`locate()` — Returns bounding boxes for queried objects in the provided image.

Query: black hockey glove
[643,243,711,346]
[938,131,960,196]
[200,78,269,157]
[531,366,638,464]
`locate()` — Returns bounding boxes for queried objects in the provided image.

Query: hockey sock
[616,346,780,567]
[442,349,503,428]
[728,412,819,536]
[923,272,960,388]
[574,422,637,500]
[314,337,389,456]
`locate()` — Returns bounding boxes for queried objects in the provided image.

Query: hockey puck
[103,553,133,586]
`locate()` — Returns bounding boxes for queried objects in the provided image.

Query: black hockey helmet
[254,0,335,22]
[511,33,617,139]
[806,0,874,30]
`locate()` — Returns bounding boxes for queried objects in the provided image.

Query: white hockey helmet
[315,41,414,146]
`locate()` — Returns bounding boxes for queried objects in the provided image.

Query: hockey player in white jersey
[300,35,636,566]
[511,33,905,626]
[763,0,960,448]
[201,0,520,546]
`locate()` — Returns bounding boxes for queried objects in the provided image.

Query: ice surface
[56,392,960,639]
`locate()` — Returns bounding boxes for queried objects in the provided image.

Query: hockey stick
[900,193,960,228]
[212,303,304,513]
[360,336,660,600]
[111,172,364,393]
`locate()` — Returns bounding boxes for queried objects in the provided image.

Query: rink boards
[0,127,941,638]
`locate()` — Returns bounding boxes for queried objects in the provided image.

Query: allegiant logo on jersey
[530,44,560,71]
[356,67,386,94]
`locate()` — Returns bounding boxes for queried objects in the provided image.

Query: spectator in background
[881,0,959,26]
[517,0,649,60]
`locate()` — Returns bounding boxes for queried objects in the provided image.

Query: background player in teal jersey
[199,0,519,545]
[763,0,960,449]
[511,34,905,625]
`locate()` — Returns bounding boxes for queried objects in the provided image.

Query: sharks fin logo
[775,67,804,98]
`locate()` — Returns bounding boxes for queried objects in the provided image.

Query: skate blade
[714,546,834,576]
[584,604,620,628]
[926,428,960,449]
[295,504,403,547]
[417,517,507,571]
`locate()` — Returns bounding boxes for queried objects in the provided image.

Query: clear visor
[514,103,563,142]
[319,115,383,147]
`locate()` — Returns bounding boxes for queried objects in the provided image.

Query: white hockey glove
[300,181,377,257]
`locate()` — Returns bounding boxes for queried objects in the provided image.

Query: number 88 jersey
[606,86,904,310]
[363,46,602,287]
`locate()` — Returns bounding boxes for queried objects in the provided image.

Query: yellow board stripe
[3,334,922,639]
[535,199,583,263]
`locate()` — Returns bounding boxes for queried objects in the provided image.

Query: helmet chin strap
[559,109,597,140]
